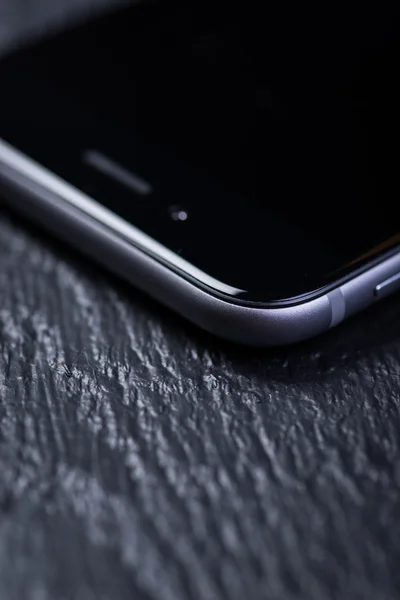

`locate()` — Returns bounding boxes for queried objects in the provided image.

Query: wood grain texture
[1,3,400,599]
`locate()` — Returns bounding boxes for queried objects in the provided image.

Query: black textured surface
[1,3,400,599]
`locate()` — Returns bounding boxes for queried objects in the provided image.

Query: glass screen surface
[1,1,400,302]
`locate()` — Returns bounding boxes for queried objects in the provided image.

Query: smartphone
[0,0,400,346]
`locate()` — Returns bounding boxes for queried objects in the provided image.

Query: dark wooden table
[1,2,400,599]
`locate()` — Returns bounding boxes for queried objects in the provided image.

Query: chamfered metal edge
[2,138,400,345]
[0,138,334,345]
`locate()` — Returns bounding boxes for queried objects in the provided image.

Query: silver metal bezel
[1,137,400,345]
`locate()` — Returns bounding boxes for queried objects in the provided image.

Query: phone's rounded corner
[179,286,334,346]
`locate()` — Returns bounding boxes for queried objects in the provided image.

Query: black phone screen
[1,0,400,303]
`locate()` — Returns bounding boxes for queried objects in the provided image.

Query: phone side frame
[1,139,400,346]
